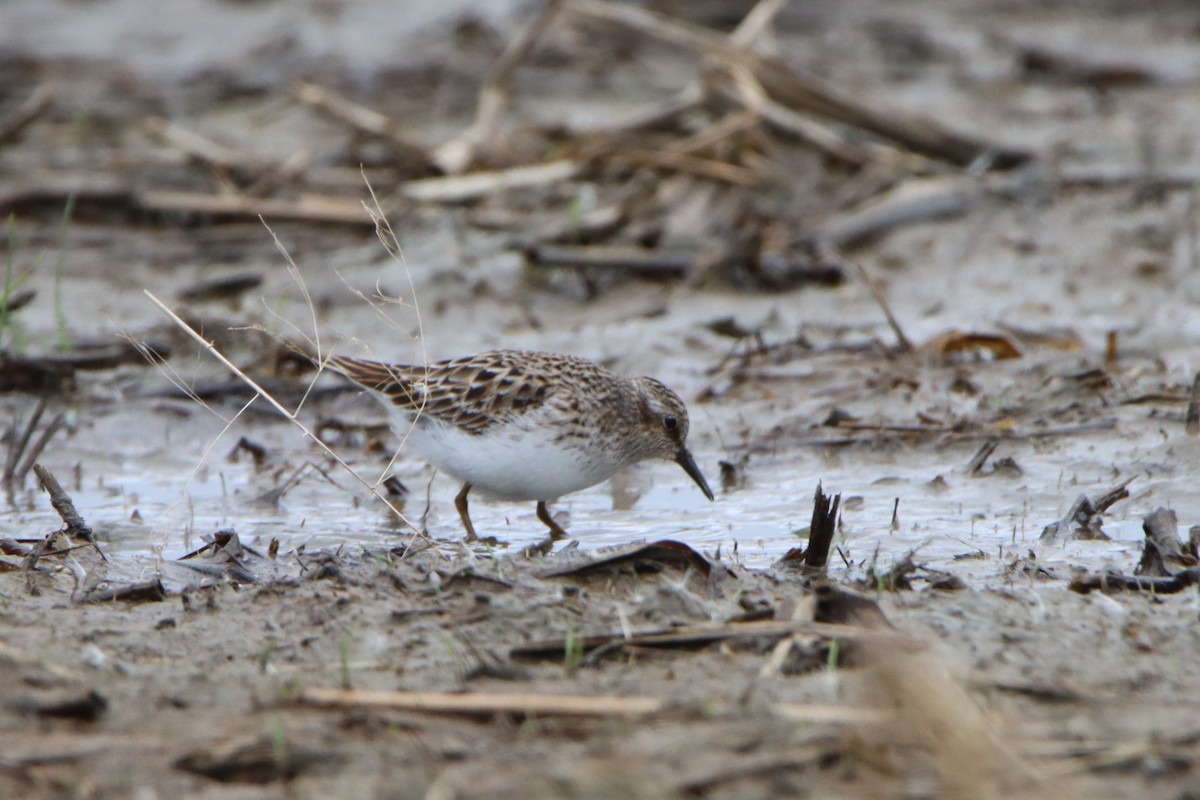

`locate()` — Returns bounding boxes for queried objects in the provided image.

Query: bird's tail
[322,355,423,408]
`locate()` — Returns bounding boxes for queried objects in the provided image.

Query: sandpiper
[325,350,714,540]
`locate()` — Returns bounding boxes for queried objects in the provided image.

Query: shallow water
[16,393,1186,588]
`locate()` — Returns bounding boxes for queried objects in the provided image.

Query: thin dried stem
[144,290,422,537]
[851,258,913,352]
[729,0,786,48]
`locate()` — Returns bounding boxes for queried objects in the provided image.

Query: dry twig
[851,258,913,351]
[293,82,435,174]
[298,687,662,718]
[564,0,1028,167]
[144,116,265,178]
[139,190,372,226]
[813,177,977,250]
[0,85,53,145]
[401,159,580,204]
[718,64,874,167]
[434,0,566,173]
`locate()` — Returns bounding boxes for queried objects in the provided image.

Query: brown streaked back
[324,351,587,435]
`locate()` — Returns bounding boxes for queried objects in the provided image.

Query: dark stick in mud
[805,484,840,570]
[80,579,167,604]
[966,438,998,474]
[1136,507,1186,577]
[32,463,94,542]
[1070,567,1200,595]
[3,396,48,487]
[1186,372,1200,435]
[13,411,66,488]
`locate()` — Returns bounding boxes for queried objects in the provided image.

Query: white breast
[388,409,624,501]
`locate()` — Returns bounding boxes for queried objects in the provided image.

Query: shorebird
[326,350,714,540]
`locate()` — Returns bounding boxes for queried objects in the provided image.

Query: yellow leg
[454,484,477,541]
[536,501,568,540]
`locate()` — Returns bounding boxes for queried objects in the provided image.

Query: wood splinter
[804,483,840,570]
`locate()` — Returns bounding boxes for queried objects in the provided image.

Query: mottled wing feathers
[327,351,562,435]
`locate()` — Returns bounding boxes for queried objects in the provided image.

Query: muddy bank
[5,532,1199,799]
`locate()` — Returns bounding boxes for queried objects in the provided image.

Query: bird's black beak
[674,447,714,501]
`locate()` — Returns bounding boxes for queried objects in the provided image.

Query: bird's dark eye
[663,415,678,432]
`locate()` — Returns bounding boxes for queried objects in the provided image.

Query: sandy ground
[3,0,1200,797]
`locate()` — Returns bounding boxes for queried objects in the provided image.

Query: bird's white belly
[394,414,619,501]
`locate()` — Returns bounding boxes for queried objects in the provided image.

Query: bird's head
[632,377,714,501]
